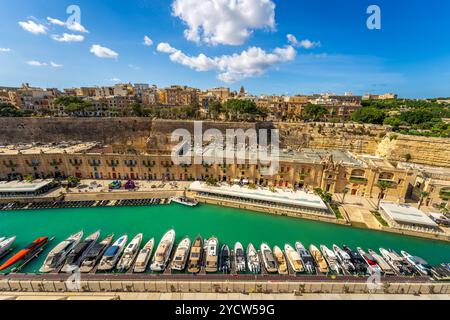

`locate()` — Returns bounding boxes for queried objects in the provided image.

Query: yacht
[368,249,395,275]
[62,231,100,273]
[170,196,198,207]
[401,250,432,276]
[0,237,49,272]
[379,248,415,276]
[79,234,114,273]
[247,243,260,274]
[309,245,329,274]
[40,231,83,273]
[295,242,316,274]
[0,236,16,258]
[204,237,219,273]
[117,234,143,271]
[260,243,278,273]
[171,237,191,271]
[285,244,304,273]
[150,230,176,272]
[273,246,288,275]
[219,244,231,274]
[187,236,203,274]
[343,245,368,275]
[97,235,128,271]
[234,242,246,273]
[133,238,155,273]
[333,244,355,274]
[320,245,342,274]
[357,247,382,275]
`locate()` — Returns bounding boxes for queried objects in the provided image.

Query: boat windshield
[104,246,119,257]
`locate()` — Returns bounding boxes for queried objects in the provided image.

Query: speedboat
[401,250,432,276]
[320,245,342,274]
[234,242,246,273]
[133,238,155,273]
[0,236,16,258]
[171,237,191,271]
[273,246,288,275]
[285,244,304,273]
[61,231,100,273]
[260,243,278,273]
[204,237,219,273]
[357,247,382,275]
[0,237,49,271]
[79,234,114,273]
[150,230,176,272]
[170,197,198,207]
[117,233,143,271]
[219,244,231,274]
[333,244,355,274]
[187,236,203,274]
[295,242,316,274]
[368,249,395,275]
[379,248,415,276]
[247,243,260,274]
[97,235,128,271]
[40,231,83,273]
[309,245,329,274]
[343,245,368,275]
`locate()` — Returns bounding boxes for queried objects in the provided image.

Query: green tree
[67,176,81,188]
[352,107,386,124]
[303,104,329,121]
[376,181,392,209]
[208,101,223,120]
[418,191,429,210]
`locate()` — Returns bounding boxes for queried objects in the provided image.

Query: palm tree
[342,187,350,204]
[418,191,430,210]
[376,181,391,209]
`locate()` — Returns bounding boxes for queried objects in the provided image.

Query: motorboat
[247,243,260,274]
[0,236,16,258]
[170,197,198,207]
[0,237,49,271]
[343,245,368,275]
[150,230,176,272]
[368,249,395,275]
[401,250,432,276]
[234,242,246,273]
[116,233,143,271]
[219,244,231,274]
[171,237,191,271]
[97,235,128,271]
[379,248,415,276]
[320,245,342,274]
[260,243,278,273]
[295,242,315,274]
[333,244,355,274]
[357,247,382,275]
[133,238,155,273]
[79,234,114,273]
[187,236,203,274]
[273,246,288,275]
[309,245,329,274]
[285,244,304,273]
[40,231,83,273]
[61,231,100,273]
[204,237,219,273]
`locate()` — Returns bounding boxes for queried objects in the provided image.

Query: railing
[349,176,368,184]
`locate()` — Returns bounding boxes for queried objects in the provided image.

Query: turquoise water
[0,203,449,273]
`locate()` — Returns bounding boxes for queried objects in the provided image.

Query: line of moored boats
[0,230,449,280]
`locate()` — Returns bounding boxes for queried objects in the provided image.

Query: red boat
[0,237,49,271]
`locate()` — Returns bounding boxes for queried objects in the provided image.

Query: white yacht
[61,231,100,273]
[333,244,355,274]
[97,235,128,271]
[234,242,246,273]
[40,231,83,273]
[0,236,16,258]
[204,237,219,273]
[171,237,191,271]
[247,243,260,274]
[320,245,342,274]
[285,244,304,273]
[309,245,329,274]
[116,234,143,271]
[170,197,198,207]
[133,238,155,273]
[150,230,176,272]
[295,242,315,274]
[368,249,395,275]
[273,246,288,275]
[79,234,114,273]
[401,250,432,276]
[260,243,278,273]
[357,247,383,275]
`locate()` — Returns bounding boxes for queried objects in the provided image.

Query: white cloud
[47,17,65,26]
[51,33,85,42]
[171,0,276,45]
[19,20,48,35]
[157,42,296,82]
[143,35,153,46]
[26,60,48,67]
[129,64,141,70]
[47,17,89,33]
[110,78,121,82]
[0,48,11,53]
[90,44,119,59]
[50,61,63,68]
[287,34,320,49]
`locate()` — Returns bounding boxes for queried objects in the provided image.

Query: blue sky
[0,0,449,97]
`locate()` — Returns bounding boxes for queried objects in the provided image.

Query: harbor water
[1,203,449,273]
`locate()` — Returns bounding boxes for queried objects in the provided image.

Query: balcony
[124,160,137,168]
[26,160,41,167]
[107,160,119,167]
[440,190,450,200]
[3,161,18,169]
[349,176,368,184]
[142,160,154,168]
[89,160,101,167]
[49,160,62,167]
[69,159,82,166]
